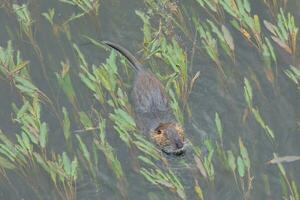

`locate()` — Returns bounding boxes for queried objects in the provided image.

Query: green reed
[213,112,253,199]
[214,112,227,168]
[35,152,78,200]
[0,95,77,199]
[109,108,136,146]
[135,10,200,117]
[56,61,78,110]
[243,78,275,141]
[193,17,223,74]
[0,0,300,199]
[140,166,186,199]
[196,0,258,47]
[0,40,30,80]
[195,0,225,22]
[13,3,60,115]
[43,8,85,40]
[208,21,235,62]
[62,107,73,152]
[221,0,264,50]
[144,0,192,40]
[59,0,100,16]
[0,41,54,114]
[272,153,300,199]
[264,9,299,57]
[13,4,34,39]
[58,0,101,37]
[194,0,279,85]
[0,40,78,199]
[285,65,300,87]
[263,0,288,17]
[13,4,43,65]
[164,39,200,102]
[78,43,131,110]
[94,119,128,198]
[133,134,163,162]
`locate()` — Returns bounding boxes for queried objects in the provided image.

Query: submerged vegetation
[0,0,299,199]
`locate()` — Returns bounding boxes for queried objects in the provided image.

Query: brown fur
[103,41,185,155]
[151,123,184,147]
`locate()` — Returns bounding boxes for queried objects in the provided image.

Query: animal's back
[132,70,170,113]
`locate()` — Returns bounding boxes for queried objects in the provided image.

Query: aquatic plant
[43,8,85,39]
[195,0,224,22]
[243,78,275,142]
[56,61,78,109]
[271,153,300,199]
[264,9,299,57]
[140,165,186,199]
[0,95,77,199]
[0,0,299,199]
[13,4,34,39]
[0,41,30,80]
[193,17,224,75]
[59,0,100,16]
[285,65,300,87]
[263,0,288,17]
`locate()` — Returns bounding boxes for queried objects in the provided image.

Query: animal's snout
[175,138,184,149]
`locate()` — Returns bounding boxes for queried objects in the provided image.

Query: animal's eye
[156,130,162,135]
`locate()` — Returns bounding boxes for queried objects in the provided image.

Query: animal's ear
[155,123,165,131]
[156,129,162,135]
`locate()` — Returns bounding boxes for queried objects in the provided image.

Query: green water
[0,0,299,199]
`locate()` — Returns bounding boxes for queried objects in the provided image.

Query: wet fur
[103,41,185,155]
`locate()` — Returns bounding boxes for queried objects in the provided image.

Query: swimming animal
[103,41,185,155]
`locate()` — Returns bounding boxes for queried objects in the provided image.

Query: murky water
[0,0,299,200]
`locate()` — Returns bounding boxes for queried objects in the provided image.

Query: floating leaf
[79,111,93,129]
[194,180,204,200]
[56,62,76,104]
[76,135,90,162]
[265,37,277,63]
[237,156,245,177]
[62,107,71,142]
[135,10,152,44]
[70,157,78,178]
[222,25,234,51]
[253,15,261,34]
[271,36,292,54]
[285,65,300,85]
[215,112,223,140]
[227,150,236,172]
[239,138,250,169]
[138,156,156,168]
[244,78,253,107]
[0,156,16,169]
[264,20,277,37]
[267,155,300,164]
[194,156,208,179]
[39,122,48,148]
[252,108,275,140]
[62,152,71,175]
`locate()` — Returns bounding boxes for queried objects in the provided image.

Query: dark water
[0,0,300,200]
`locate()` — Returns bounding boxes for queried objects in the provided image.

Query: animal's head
[150,122,185,155]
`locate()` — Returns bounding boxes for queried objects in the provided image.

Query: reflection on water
[0,0,299,199]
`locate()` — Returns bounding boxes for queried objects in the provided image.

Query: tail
[102,41,142,71]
